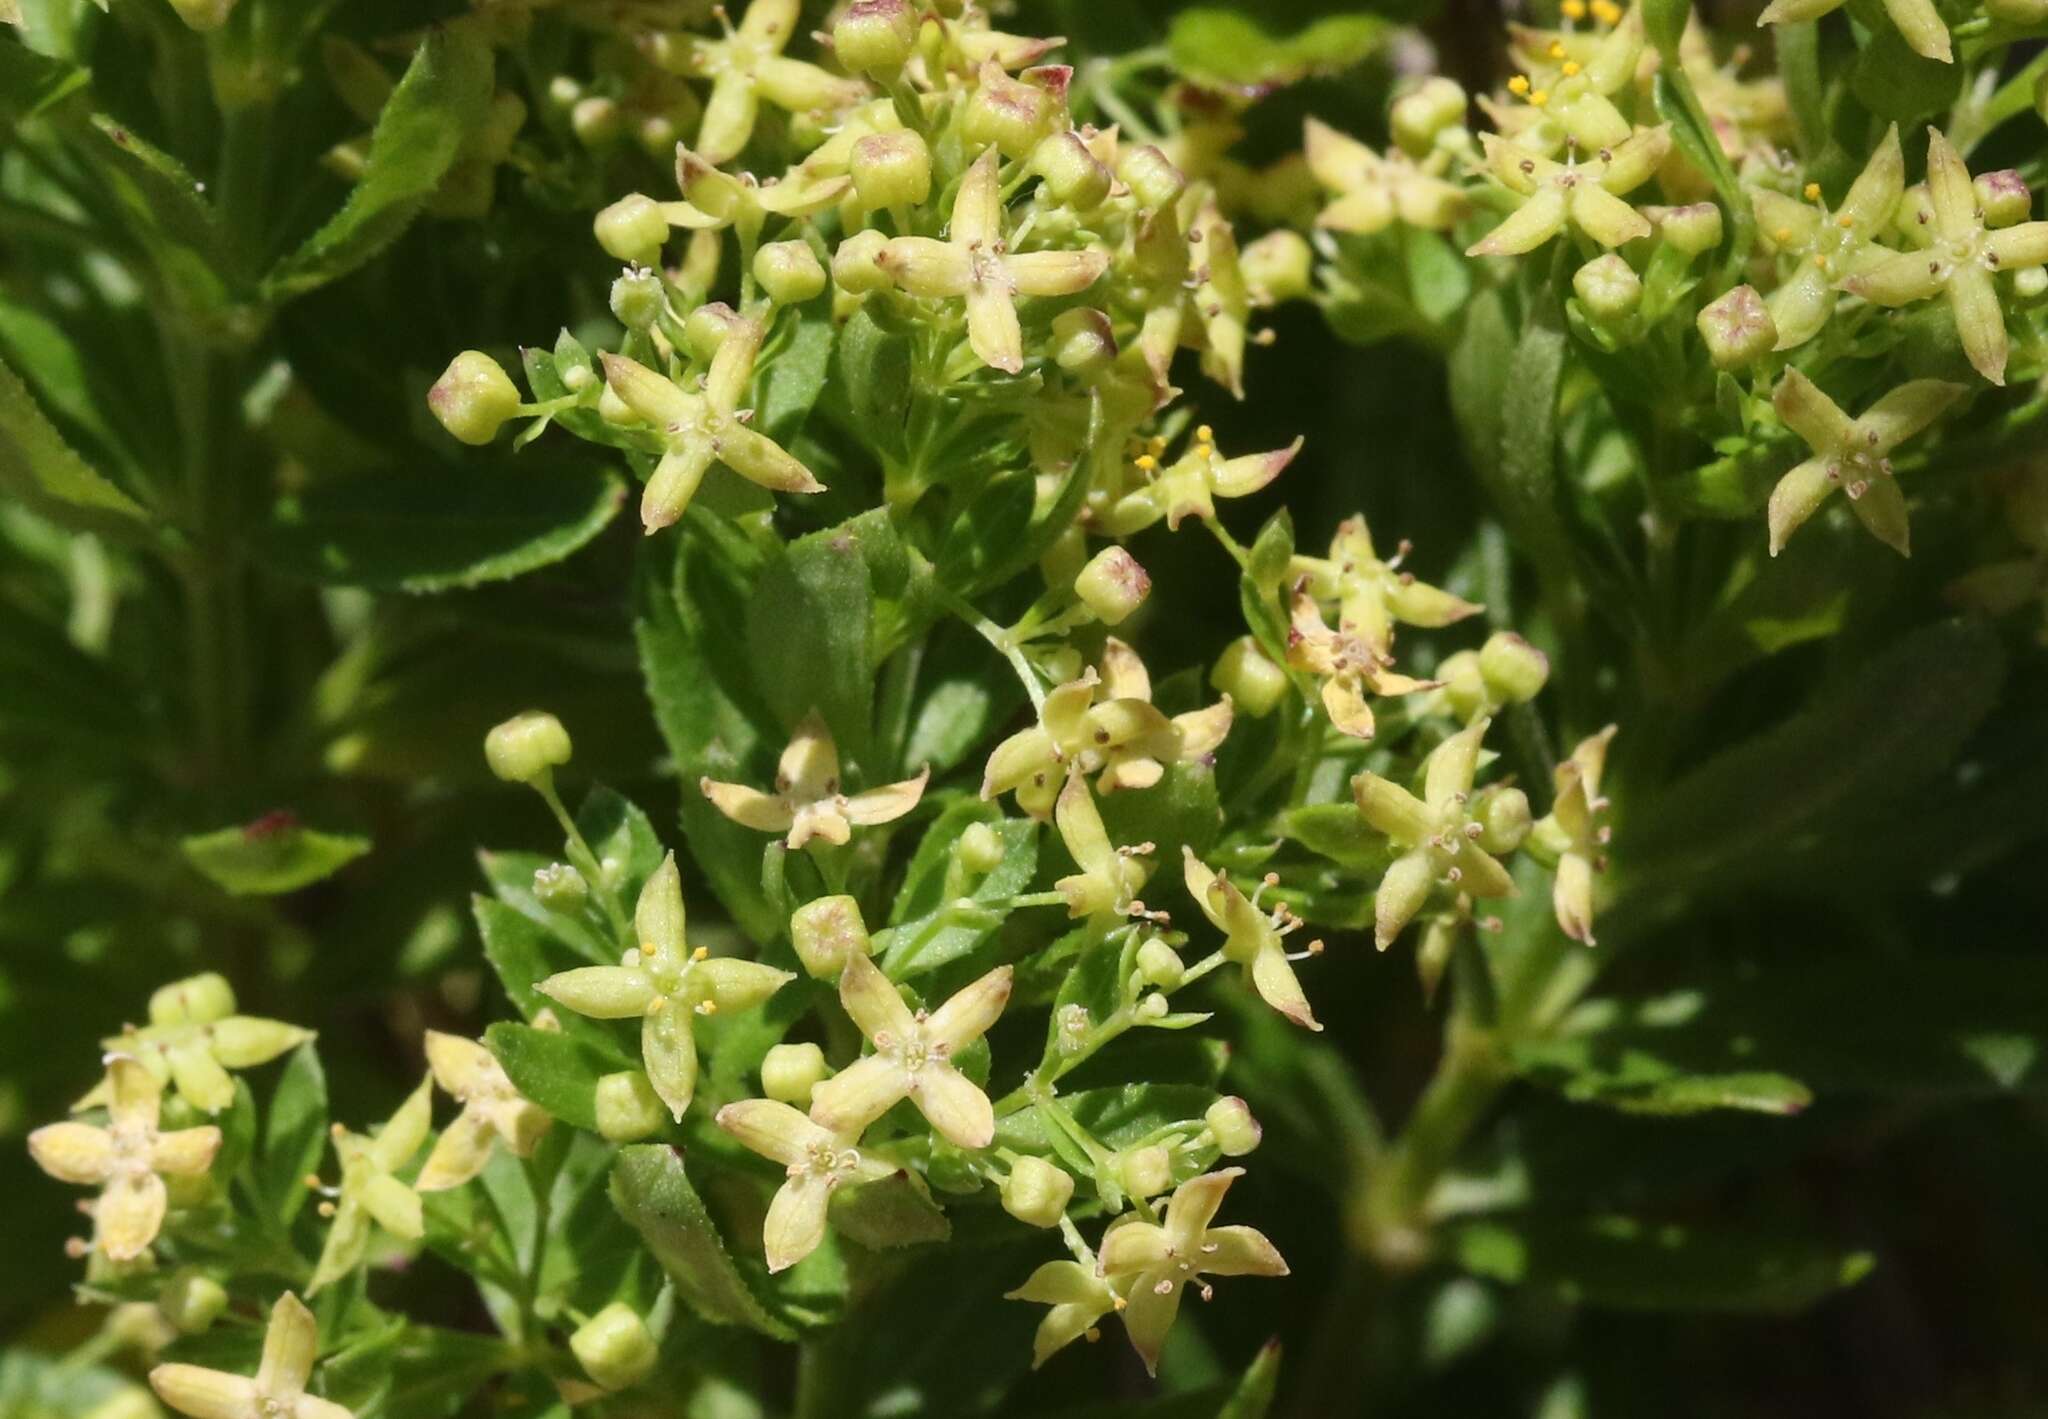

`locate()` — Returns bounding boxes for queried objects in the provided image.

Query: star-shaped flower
[1353,718,1518,950]
[87,972,312,1115]
[1094,638,1233,793]
[1052,770,1152,921]
[601,314,824,534]
[1283,580,1438,741]
[701,712,929,850]
[1005,1259,1121,1369]
[654,0,867,164]
[981,668,1179,819]
[1182,849,1321,1031]
[1188,194,1252,398]
[1758,0,1949,64]
[1100,423,1302,535]
[875,147,1109,374]
[1751,126,1905,350]
[714,1098,896,1273]
[807,952,1012,1150]
[1467,126,1671,257]
[1500,6,1644,152]
[1529,726,1618,945]
[31,1055,220,1262]
[1304,118,1467,235]
[151,1292,351,1419]
[415,1031,551,1193]
[1289,514,1482,657]
[1842,127,2048,385]
[1765,368,1964,557]
[1097,1167,1288,1376]
[538,853,794,1120]
[309,1077,430,1293]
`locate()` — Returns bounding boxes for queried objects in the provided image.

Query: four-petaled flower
[659,0,867,164]
[715,1097,896,1273]
[1304,118,1466,235]
[538,852,794,1120]
[151,1291,351,1419]
[876,146,1109,374]
[1097,1167,1288,1375]
[1842,127,2048,386]
[701,711,929,849]
[982,668,1179,819]
[601,315,824,534]
[309,1075,431,1294]
[1289,514,1482,658]
[1284,580,1439,741]
[1467,126,1672,257]
[1752,125,1905,351]
[1530,725,1618,945]
[1765,368,1964,557]
[1005,1259,1121,1369]
[1182,849,1321,1031]
[807,952,1012,1149]
[1094,637,1234,793]
[415,1031,552,1193]
[1102,423,1302,536]
[1501,7,1644,152]
[1053,770,1152,921]
[1353,718,1518,951]
[1758,0,1949,64]
[30,1055,220,1262]
[88,971,311,1115]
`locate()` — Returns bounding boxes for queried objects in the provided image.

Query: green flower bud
[1475,784,1533,856]
[428,350,522,446]
[149,972,236,1027]
[1974,169,2031,228]
[956,821,1007,874]
[963,66,1055,158]
[1210,635,1289,718]
[107,1300,175,1350]
[2016,265,2048,300]
[485,711,571,785]
[1074,546,1150,625]
[833,0,918,75]
[1000,1155,1075,1227]
[790,895,870,980]
[754,241,828,305]
[546,75,583,111]
[571,97,622,149]
[761,1042,830,1108]
[571,1302,659,1391]
[1205,1096,1262,1156]
[850,131,933,210]
[1654,202,1723,256]
[1390,76,1468,159]
[1136,936,1185,990]
[833,228,893,295]
[1696,284,1776,370]
[1477,631,1550,704]
[1032,131,1112,210]
[1118,1144,1173,1198]
[594,1071,666,1142]
[636,113,681,161]
[1049,306,1117,379]
[1438,649,1488,722]
[609,268,666,330]
[1118,145,1186,210]
[593,193,668,266]
[533,862,589,912]
[160,1269,228,1334]
[1240,230,1314,304]
[1573,253,1642,321]
[682,301,740,362]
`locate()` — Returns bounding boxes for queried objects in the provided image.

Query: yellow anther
[647,994,668,1012]
[1134,454,1158,472]
[317,1201,336,1218]
[1195,423,1214,443]
[1590,0,1622,23]
[1548,40,1567,58]
[1562,0,1587,15]
[1529,89,1550,106]
[1803,182,1822,201]
[1813,254,1828,268]
[1774,227,1793,243]
[692,945,709,961]
[1147,434,1167,454]
[1507,74,1530,96]
[696,999,719,1015]
[639,942,657,957]
[303,1173,322,1190]
[1560,60,1581,76]
[1112,1295,1128,1311]
[1836,213,1855,228]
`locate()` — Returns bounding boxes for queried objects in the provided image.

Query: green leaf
[485,1021,628,1132]
[258,463,624,592]
[0,39,87,126]
[1776,22,1827,156]
[880,797,1038,978]
[746,517,877,757]
[0,352,145,526]
[88,114,231,270]
[1099,760,1224,865]
[259,1043,327,1223]
[1482,300,1576,583]
[610,1144,797,1339]
[0,1350,143,1419]
[759,315,836,443]
[1166,9,1389,90]
[1512,1033,1813,1117]
[264,26,492,300]
[829,1171,951,1252]
[182,818,370,896]
[1850,27,1961,124]
[833,308,913,460]
[0,603,140,743]
[1448,1214,1873,1313]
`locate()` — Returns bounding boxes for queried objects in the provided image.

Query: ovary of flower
[1841,127,2048,386]
[309,1076,431,1294]
[30,1056,220,1262]
[701,711,928,849]
[1466,126,1671,257]
[1353,718,1517,951]
[537,852,794,1121]
[658,0,867,164]
[600,318,824,534]
[1758,0,1949,64]
[1100,424,1302,535]
[1052,770,1151,921]
[415,1032,551,1193]
[1765,368,1963,558]
[1284,581,1439,742]
[88,972,312,1115]
[1752,127,1906,351]
[807,953,1012,1149]
[1097,1167,1288,1376]
[150,1291,352,1419]
[1304,118,1468,236]
[1531,725,1618,945]
[874,146,1109,374]
[1289,514,1483,658]
[1182,849,1321,1031]
[981,668,1179,819]
[1006,1258,1120,1369]
[715,1098,895,1273]
[1094,636,1234,794]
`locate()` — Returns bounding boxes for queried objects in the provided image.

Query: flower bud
[1696,284,1776,370]
[754,240,828,305]
[833,0,918,74]
[533,862,589,912]
[1210,636,1288,718]
[1205,1096,1262,1156]
[593,193,669,266]
[1655,202,1723,255]
[1032,131,1112,210]
[1475,784,1533,855]
[2017,265,2048,300]
[159,1269,228,1334]
[1136,936,1184,990]
[594,1071,666,1142]
[1477,631,1550,704]
[790,895,870,980]
[1390,76,1468,159]
[1974,170,2032,228]
[610,268,666,330]
[1136,991,1169,1020]
[636,113,681,161]
[1438,649,1488,722]
[428,351,522,446]
[956,821,1007,874]
[1240,229,1314,303]
[832,228,893,295]
[571,96,623,148]
[850,131,932,210]
[1001,1155,1075,1227]
[1049,306,1117,379]
[571,1302,658,1391]
[682,301,740,362]
[1118,1144,1173,1198]
[108,1301,175,1349]
[1573,253,1642,321]
[761,1042,830,1108]
[485,711,571,785]
[149,972,236,1027]
[1073,546,1150,625]
[547,76,583,111]
[963,64,1055,158]
[1118,145,1186,210]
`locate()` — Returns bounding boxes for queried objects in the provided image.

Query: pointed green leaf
[182,818,369,896]
[610,1144,796,1339]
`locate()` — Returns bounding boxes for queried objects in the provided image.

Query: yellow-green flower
[152,1291,350,1419]
[981,668,1179,819]
[1005,1259,1121,1369]
[415,1032,551,1193]
[309,1077,431,1294]
[1289,514,1482,659]
[649,0,866,165]
[88,972,312,1115]
[1182,849,1321,1031]
[701,712,929,849]
[1467,126,1671,257]
[1765,368,1963,557]
[1500,6,1645,152]
[1284,580,1438,741]
[1353,718,1518,950]
[1052,770,1152,921]
[1529,726,1618,945]
[1094,637,1234,794]
[1758,0,1949,64]
[1304,118,1466,235]
[714,1098,895,1273]
[1101,423,1302,535]
[1752,126,1905,350]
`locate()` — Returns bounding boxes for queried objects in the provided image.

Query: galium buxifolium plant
[13,0,2048,1413]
